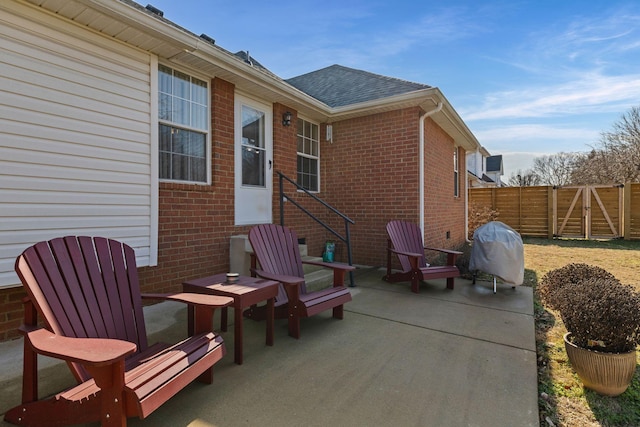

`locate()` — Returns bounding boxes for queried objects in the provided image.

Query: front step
[229,235,347,291]
[302,256,335,292]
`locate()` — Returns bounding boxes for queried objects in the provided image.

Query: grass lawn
[523,237,640,427]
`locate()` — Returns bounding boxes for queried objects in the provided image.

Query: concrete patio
[0,267,538,427]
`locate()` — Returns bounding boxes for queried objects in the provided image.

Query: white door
[234,95,273,225]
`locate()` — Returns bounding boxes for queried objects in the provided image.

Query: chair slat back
[15,236,148,382]
[249,224,306,298]
[386,220,428,271]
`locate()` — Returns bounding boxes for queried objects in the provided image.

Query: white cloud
[463,73,640,121]
[474,124,597,144]
[499,152,542,180]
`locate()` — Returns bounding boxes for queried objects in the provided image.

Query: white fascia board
[79,0,198,51]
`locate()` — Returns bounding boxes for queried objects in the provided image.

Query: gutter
[419,102,443,240]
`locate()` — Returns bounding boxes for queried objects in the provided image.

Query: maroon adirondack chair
[5,236,233,427]
[383,220,462,293]
[246,224,355,339]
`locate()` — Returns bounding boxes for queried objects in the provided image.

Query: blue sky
[146,0,640,179]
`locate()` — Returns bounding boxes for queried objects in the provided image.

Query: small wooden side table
[183,273,279,365]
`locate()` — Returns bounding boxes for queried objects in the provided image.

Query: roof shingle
[286,64,431,107]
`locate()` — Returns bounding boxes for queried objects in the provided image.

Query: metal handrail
[278,172,355,286]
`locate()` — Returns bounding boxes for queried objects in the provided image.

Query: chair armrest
[253,269,305,302]
[424,247,463,255]
[388,248,423,259]
[25,328,136,367]
[252,269,304,286]
[302,260,356,272]
[423,247,462,266]
[142,293,233,308]
[302,261,354,287]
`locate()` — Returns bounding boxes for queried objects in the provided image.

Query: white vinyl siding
[0,3,157,288]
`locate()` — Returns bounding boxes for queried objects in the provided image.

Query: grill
[469,221,524,293]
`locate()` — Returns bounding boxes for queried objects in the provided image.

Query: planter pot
[564,333,637,396]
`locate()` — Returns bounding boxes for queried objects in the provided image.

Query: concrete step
[302,256,333,292]
[229,234,348,291]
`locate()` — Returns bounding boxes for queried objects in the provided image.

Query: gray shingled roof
[486,155,503,172]
[286,65,431,108]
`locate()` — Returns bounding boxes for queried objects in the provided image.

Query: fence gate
[554,185,623,239]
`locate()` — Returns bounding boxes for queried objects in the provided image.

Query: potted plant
[538,263,640,396]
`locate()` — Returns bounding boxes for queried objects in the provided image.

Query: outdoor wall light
[282,111,292,127]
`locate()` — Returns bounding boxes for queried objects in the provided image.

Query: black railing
[278,172,356,286]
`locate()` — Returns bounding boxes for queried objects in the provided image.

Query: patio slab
[0,268,539,427]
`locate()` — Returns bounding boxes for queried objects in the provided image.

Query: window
[158,64,209,183]
[296,118,320,191]
[453,147,459,197]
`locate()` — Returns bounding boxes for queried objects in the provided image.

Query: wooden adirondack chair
[245,224,355,339]
[383,220,462,293]
[4,236,233,427]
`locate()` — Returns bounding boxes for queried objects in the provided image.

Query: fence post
[547,186,554,239]
[624,184,631,240]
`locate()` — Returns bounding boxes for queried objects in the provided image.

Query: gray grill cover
[470,221,524,285]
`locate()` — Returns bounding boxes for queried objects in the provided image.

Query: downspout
[419,102,443,239]
[458,149,482,243]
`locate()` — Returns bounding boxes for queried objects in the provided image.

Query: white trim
[234,93,273,225]
[149,55,159,266]
[157,63,211,185]
[296,116,321,193]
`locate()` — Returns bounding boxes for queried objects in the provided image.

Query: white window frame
[158,64,211,184]
[296,117,320,192]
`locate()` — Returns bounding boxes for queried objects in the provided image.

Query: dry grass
[524,238,640,427]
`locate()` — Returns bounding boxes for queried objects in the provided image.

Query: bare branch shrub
[538,263,640,353]
[468,202,499,240]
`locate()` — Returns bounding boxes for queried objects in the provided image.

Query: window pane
[160,152,171,179]
[172,154,187,181]
[159,93,171,121]
[242,107,264,148]
[172,128,187,154]
[242,146,265,186]
[174,71,190,98]
[192,78,207,104]
[159,124,171,151]
[190,157,206,182]
[176,98,189,126]
[192,104,207,130]
[158,65,172,93]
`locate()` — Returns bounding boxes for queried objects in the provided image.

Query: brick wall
[281,107,467,267]
[0,286,26,341]
[423,128,466,251]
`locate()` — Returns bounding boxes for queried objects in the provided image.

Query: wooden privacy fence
[469,183,640,240]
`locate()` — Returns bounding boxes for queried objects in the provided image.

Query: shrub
[454,241,473,279]
[468,203,499,240]
[537,263,618,309]
[538,263,640,353]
